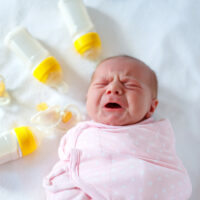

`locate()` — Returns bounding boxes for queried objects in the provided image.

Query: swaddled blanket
[43,118,192,200]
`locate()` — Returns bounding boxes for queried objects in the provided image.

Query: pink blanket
[43,118,192,200]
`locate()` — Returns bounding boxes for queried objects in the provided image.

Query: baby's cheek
[128,98,146,116]
[87,94,100,115]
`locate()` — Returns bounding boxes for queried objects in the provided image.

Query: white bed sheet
[0,0,199,199]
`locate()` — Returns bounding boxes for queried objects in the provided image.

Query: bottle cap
[74,32,101,57]
[14,126,37,156]
[32,56,61,83]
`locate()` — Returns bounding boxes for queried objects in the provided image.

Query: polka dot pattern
[44,119,192,199]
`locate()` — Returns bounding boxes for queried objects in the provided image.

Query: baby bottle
[31,103,81,136]
[58,0,101,59]
[0,75,11,106]
[4,27,68,93]
[0,126,42,165]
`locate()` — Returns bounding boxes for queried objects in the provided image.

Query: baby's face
[86,57,158,126]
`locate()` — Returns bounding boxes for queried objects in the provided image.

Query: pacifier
[0,75,11,106]
[30,103,81,136]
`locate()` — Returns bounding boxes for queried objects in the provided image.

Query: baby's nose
[106,83,123,95]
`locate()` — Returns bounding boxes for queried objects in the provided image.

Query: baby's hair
[97,55,146,67]
[91,55,158,98]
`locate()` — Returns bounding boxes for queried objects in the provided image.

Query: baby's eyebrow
[92,76,107,81]
[120,76,140,82]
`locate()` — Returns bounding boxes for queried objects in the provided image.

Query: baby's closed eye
[92,80,109,87]
[123,82,142,89]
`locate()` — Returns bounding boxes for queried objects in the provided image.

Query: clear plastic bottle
[0,75,11,106]
[58,0,101,60]
[31,103,81,136]
[0,126,42,165]
[4,27,68,93]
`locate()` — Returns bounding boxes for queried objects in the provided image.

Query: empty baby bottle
[0,126,42,165]
[58,0,101,59]
[31,103,81,136]
[0,75,11,106]
[4,27,68,93]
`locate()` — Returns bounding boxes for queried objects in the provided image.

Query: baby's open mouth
[105,102,122,109]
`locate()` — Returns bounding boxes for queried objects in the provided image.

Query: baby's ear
[145,98,159,118]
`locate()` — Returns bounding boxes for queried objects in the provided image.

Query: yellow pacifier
[31,103,81,136]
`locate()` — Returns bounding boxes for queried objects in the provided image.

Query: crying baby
[43,55,192,200]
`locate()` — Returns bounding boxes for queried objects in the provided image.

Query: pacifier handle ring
[62,104,82,121]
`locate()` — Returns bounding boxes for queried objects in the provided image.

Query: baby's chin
[87,112,145,126]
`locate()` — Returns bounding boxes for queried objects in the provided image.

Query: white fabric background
[0,0,199,199]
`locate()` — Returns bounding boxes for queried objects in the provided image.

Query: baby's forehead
[93,57,151,79]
